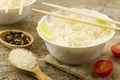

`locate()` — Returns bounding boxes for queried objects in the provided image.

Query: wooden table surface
[0,0,120,80]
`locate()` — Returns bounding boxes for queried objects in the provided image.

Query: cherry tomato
[93,60,113,77]
[111,42,120,57]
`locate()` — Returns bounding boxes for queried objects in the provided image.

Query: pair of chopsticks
[32,2,120,31]
[5,0,24,15]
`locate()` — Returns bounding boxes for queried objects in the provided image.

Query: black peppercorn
[3,32,31,45]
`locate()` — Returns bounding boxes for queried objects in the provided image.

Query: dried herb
[3,32,31,45]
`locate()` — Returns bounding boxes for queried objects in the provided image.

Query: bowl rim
[37,8,116,49]
[0,0,36,10]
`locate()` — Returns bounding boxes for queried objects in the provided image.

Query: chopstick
[32,8,120,31]
[42,2,120,25]
[19,0,24,15]
[5,0,11,14]
[5,0,24,15]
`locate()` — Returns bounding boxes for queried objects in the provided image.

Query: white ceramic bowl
[0,0,36,25]
[37,8,116,65]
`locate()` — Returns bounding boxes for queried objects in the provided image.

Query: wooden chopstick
[32,8,120,31]
[19,0,24,15]
[5,0,11,14]
[42,2,120,25]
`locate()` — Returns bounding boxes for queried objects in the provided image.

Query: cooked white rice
[8,48,38,70]
[0,0,32,9]
[46,14,112,47]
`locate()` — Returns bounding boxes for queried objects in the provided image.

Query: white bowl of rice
[37,8,116,65]
[0,0,36,25]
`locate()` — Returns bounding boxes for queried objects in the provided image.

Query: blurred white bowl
[0,0,36,25]
[37,8,116,65]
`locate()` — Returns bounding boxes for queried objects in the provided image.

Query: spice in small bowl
[4,32,31,45]
[0,30,33,48]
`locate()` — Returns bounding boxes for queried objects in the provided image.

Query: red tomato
[111,42,120,57]
[93,60,113,77]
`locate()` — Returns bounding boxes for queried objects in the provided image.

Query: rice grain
[8,48,38,70]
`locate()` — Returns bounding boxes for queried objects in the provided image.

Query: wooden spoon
[31,64,53,80]
[8,48,53,80]
[0,30,33,48]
